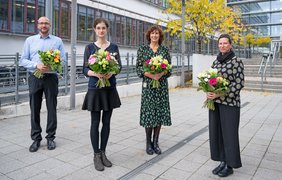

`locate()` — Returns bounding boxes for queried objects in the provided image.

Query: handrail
[0,52,192,107]
[258,40,282,90]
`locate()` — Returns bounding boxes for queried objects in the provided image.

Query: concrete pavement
[0,87,282,180]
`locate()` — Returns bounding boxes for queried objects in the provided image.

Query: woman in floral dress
[136,26,172,155]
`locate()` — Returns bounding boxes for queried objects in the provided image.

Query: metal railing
[258,40,282,89]
[0,53,191,107]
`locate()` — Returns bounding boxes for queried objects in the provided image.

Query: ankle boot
[218,164,233,177]
[153,137,162,154]
[145,128,154,155]
[93,152,104,171]
[101,151,112,167]
[212,161,226,175]
[146,141,154,155]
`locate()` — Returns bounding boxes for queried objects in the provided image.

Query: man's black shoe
[47,140,56,150]
[29,141,40,152]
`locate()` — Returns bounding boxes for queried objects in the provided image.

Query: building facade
[227,0,282,39]
[0,0,180,63]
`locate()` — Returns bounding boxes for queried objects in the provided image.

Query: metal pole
[70,0,77,110]
[15,53,19,104]
[180,0,185,87]
[45,0,53,34]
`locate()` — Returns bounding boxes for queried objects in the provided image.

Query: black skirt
[82,88,121,111]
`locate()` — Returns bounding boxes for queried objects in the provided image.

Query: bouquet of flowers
[143,55,172,88]
[88,49,120,88]
[34,49,62,78]
[197,68,229,110]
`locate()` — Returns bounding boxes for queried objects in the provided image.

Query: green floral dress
[136,45,172,128]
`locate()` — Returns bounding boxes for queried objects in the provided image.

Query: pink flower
[88,57,96,64]
[106,54,111,61]
[146,59,151,65]
[209,78,217,86]
[160,63,167,69]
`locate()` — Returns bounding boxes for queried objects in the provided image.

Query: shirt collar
[38,33,51,39]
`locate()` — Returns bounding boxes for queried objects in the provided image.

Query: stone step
[244,76,282,93]
[245,80,282,86]
[244,87,282,93]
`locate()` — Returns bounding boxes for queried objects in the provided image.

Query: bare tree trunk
[197,37,202,54]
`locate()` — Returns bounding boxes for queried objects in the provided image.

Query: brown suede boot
[101,151,112,167]
[94,152,104,171]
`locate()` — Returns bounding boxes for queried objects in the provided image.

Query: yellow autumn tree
[162,0,246,54]
[246,33,271,48]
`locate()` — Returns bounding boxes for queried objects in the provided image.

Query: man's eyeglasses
[38,22,50,25]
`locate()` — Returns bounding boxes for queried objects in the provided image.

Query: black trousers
[90,110,113,153]
[28,74,58,141]
[209,103,242,168]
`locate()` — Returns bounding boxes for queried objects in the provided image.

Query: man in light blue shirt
[20,16,65,152]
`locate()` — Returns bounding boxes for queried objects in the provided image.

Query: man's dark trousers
[28,73,58,141]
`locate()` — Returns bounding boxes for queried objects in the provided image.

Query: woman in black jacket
[82,18,122,171]
[207,34,244,177]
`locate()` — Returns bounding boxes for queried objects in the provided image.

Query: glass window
[271,25,282,37]
[102,11,108,19]
[115,15,121,44]
[53,0,60,36]
[249,13,270,24]
[96,10,101,18]
[38,0,45,18]
[248,2,270,13]
[0,0,10,31]
[126,17,132,46]
[229,4,249,13]
[137,20,144,46]
[271,0,282,11]
[253,25,270,36]
[121,16,126,45]
[241,15,250,24]
[26,0,36,33]
[108,13,115,42]
[78,5,87,41]
[87,8,95,42]
[12,0,24,33]
[131,19,136,46]
[271,12,282,24]
[60,1,70,38]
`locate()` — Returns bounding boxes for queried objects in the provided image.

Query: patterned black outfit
[209,50,244,168]
[136,45,172,128]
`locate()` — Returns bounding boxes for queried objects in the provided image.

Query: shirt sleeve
[20,38,37,70]
[227,59,244,98]
[115,45,122,74]
[58,39,66,66]
[136,46,145,78]
[83,45,91,77]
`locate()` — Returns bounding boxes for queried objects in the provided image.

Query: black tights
[90,110,113,153]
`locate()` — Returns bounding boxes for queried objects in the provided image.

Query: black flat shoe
[29,140,40,152]
[47,140,56,150]
[218,165,233,177]
[212,161,226,175]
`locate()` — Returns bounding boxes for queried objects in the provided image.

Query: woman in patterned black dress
[82,18,122,171]
[136,26,172,155]
[207,34,244,177]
